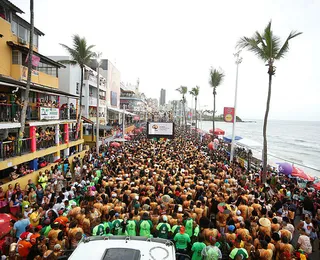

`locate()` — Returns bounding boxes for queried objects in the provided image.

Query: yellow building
[0,0,84,184]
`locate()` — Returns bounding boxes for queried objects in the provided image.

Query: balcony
[26,106,77,121]
[0,103,21,122]
[11,65,59,89]
[89,96,97,106]
[0,138,31,161]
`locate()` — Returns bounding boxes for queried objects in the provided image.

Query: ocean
[199,120,320,177]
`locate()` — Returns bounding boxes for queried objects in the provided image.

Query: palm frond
[209,68,225,88]
[275,30,302,59]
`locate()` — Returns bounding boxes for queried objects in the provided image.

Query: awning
[124,111,136,116]
[94,125,112,131]
[81,116,94,124]
[0,76,79,98]
[107,107,123,114]
[7,41,64,68]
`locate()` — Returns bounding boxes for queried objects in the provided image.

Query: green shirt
[191,242,206,260]
[96,170,101,178]
[126,220,137,236]
[112,219,123,235]
[139,220,153,237]
[174,233,191,249]
[194,225,200,237]
[92,224,105,236]
[184,218,193,237]
[156,222,171,239]
[172,225,181,237]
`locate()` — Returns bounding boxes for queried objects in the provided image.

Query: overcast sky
[12,0,320,121]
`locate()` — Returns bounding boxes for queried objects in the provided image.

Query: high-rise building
[160,88,166,106]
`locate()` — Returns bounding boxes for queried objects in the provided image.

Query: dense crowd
[0,127,319,260]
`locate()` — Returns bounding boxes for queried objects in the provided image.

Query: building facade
[0,1,84,184]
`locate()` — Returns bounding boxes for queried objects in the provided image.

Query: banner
[40,107,59,120]
[223,107,235,123]
[25,54,41,67]
[148,122,173,136]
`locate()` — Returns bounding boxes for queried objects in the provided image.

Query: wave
[295,139,307,143]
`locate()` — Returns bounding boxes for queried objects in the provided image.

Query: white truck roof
[68,236,176,260]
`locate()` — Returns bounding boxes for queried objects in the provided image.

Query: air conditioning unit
[18,37,27,45]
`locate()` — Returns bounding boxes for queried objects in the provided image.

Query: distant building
[160,88,166,106]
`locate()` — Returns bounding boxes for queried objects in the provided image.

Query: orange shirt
[55,216,69,227]
[17,240,32,257]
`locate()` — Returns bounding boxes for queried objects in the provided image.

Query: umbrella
[209,128,225,135]
[110,142,121,147]
[0,214,16,239]
[161,195,171,203]
[291,166,315,181]
[217,202,226,213]
[277,162,293,176]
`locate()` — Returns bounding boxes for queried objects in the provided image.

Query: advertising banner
[147,122,174,139]
[223,107,235,123]
[40,107,59,120]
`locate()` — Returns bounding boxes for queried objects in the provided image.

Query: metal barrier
[36,135,56,150]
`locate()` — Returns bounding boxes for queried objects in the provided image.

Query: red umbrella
[209,128,225,135]
[314,182,320,191]
[0,214,16,239]
[291,166,315,181]
[110,142,121,148]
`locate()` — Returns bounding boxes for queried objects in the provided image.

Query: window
[12,50,21,64]
[76,83,79,94]
[11,20,18,35]
[18,25,27,41]
[33,34,38,48]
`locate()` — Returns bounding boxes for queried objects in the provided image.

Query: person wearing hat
[229,247,249,260]
[16,232,33,258]
[23,204,32,219]
[138,212,153,238]
[226,225,236,243]
[174,226,191,256]
[156,215,171,239]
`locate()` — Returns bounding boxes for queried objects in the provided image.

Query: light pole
[230,50,242,163]
[95,54,101,155]
[122,104,126,138]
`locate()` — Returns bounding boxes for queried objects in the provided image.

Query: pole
[96,62,100,154]
[122,104,126,138]
[230,51,242,163]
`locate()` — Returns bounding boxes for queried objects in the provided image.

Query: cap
[115,213,120,217]
[228,225,236,232]
[24,205,29,209]
[54,244,61,251]
[163,215,168,222]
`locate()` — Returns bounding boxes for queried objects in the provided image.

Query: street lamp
[95,54,101,155]
[230,50,243,163]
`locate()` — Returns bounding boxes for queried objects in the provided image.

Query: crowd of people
[0,127,319,260]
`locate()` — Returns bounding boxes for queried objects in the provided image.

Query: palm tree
[189,86,200,135]
[209,68,225,133]
[59,35,95,139]
[237,21,301,182]
[176,86,188,129]
[19,0,34,147]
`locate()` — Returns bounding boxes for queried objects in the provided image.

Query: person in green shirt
[112,213,123,235]
[138,213,153,238]
[21,196,30,215]
[92,223,105,236]
[156,215,171,239]
[126,213,137,236]
[174,226,191,254]
[183,214,194,238]
[191,236,206,260]
[171,219,183,239]
[102,227,113,237]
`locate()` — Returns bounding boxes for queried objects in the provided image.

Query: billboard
[110,91,117,106]
[147,122,174,139]
[40,107,59,120]
[223,107,235,123]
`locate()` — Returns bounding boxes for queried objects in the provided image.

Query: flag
[223,107,235,123]
[25,54,40,67]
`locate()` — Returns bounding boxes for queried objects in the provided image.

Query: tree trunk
[19,0,34,147]
[195,97,197,137]
[262,69,273,183]
[213,88,216,133]
[75,66,84,139]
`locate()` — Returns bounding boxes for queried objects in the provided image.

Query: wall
[0,149,88,193]
[0,18,14,77]
[105,60,121,109]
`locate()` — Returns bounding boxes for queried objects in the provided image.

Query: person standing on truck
[156,215,171,239]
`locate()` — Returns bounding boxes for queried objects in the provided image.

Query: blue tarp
[223,135,242,143]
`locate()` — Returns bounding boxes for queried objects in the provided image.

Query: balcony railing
[25,106,78,121]
[0,103,21,123]
[0,138,31,160]
[60,108,77,120]
[36,135,56,150]
[69,130,76,142]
